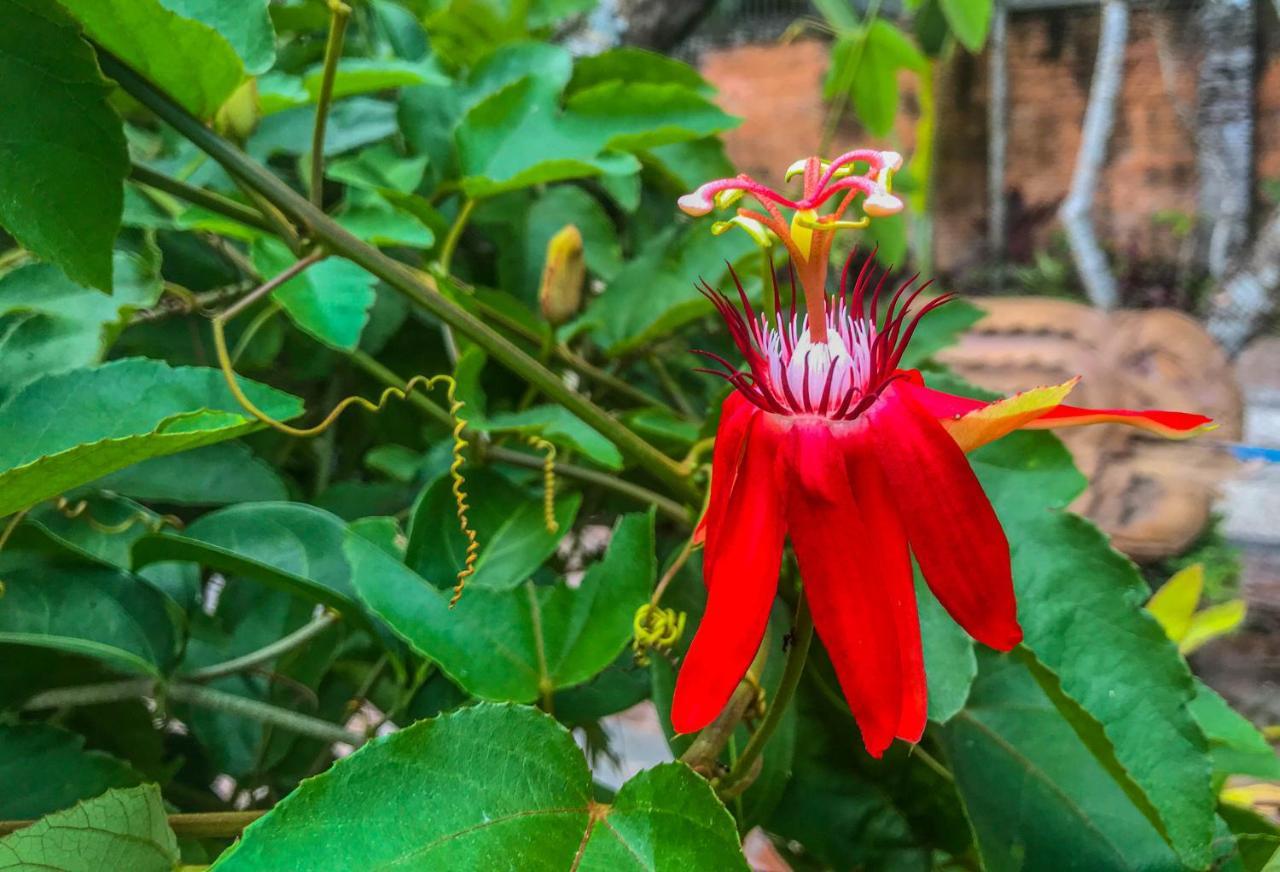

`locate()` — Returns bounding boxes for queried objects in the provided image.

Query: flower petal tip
[880,150,904,172]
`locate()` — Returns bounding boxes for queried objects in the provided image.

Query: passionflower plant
[671,152,1215,757]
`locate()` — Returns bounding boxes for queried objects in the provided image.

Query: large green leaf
[406,468,580,593]
[0,724,142,819]
[62,0,246,119]
[0,357,303,516]
[567,47,711,96]
[0,784,178,872]
[252,240,377,351]
[351,513,653,701]
[0,0,128,291]
[89,442,289,506]
[210,704,746,871]
[827,21,925,138]
[0,254,163,401]
[0,554,178,677]
[941,651,1180,871]
[962,420,1215,868]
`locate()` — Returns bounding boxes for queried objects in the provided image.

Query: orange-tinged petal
[1026,405,1216,438]
[940,378,1080,452]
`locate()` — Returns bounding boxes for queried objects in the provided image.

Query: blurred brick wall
[699,6,1280,275]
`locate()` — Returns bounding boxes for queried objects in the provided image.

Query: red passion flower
[670,153,1215,757]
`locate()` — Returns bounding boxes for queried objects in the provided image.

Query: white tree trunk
[1194,0,1255,280]
[1059,0,1129,310]
[1208,206,1280,353]
[987,0,1009,276]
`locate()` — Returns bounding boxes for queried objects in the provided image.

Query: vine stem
[714,597,814,795]
[346,351,692,524]
[0,811,266,839]
[310,0,351,207]
[129,163,273,233]
[99,51,698,503]
[23,680,362,746]
[184,612,339,682]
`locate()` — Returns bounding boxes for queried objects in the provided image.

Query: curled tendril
[212,318,478,606]
[632,603,687,666]
[52,496,183,535]
[524,435,559,535]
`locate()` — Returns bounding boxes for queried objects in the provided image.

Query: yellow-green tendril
[52,497,183,535]
[632,604,686,666]
[525,435,558,534]
[212,314,477,605]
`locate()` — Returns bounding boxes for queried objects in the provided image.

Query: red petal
[845,438,925,743]
[868,383,1022,651]
[1029,404,1215,438]
[672,413,786,734]
[785,419,904,757]
[696,391,757,573]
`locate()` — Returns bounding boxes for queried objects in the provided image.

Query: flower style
[671,155,1215,758]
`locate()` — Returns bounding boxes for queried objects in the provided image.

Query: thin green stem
[310,0,352,207]
[220,250,325,322]
[911,743,955,783]
[0,811,265,840]
[185,613,338,681]
[99,52,698,503]
[230,301,282,364]
[129,163,275,233]
[647,352,695,418]
[23,679,361,746]
[438,198,475,274]
[716,597,814,795]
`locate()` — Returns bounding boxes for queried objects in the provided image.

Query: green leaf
[0,557,178,677]
[405,468,581,593]
[161,0,276,74]
[812,0,861,31]
[62,0,246,118]
[350,513,654,701]
[0,724,142,819]
[0,784,178,872]
[337,196,436,249]
[26,493,162,570]
[327,144,429,194]
[0,358,302,517]
[0,253,163,401]
[0,0,128,291]
[302,58,447,101]
[576,225,756,355]
[940,651,1181,871]
[250,98,398,159]
[567,47,711,96]
[89,442,289,505]
[940,0,993,52]
[457,76,735,198]
[209,704,746,871]
[483,406,624,470]
[917,574,975,722]
[133,502,367,623]
[968,425,1215,867]
[1189,681,1280,782]
[642,138,735,195]
[252,239,377,351]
